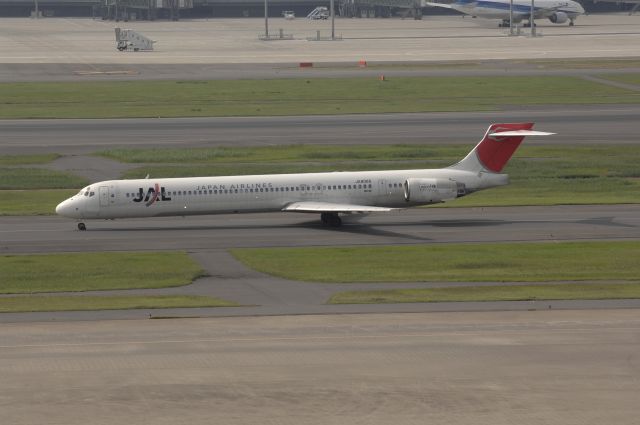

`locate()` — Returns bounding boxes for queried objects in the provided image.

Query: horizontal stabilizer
[283,201,396,213]
[489,130,555,137]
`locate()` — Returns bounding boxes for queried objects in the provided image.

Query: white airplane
[56,123,553,230]
[425,0,585,26]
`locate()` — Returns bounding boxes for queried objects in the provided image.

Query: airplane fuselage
[448,0,584,23]
[56,168,506,220]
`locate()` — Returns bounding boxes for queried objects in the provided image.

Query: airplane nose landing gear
[77,222,86,231]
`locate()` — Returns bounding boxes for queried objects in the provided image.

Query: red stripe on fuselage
[145,183,160,207]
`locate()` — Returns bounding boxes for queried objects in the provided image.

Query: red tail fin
[475,123,533,172]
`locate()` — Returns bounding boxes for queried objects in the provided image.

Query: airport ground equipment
[307,5,329,18]
[115,27,155,51]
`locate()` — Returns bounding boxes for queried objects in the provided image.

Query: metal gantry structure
[102,0,193,20]
[340,0,424,18]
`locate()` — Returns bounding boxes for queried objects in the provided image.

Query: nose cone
[56,198,80,218]
[55,199,69,216]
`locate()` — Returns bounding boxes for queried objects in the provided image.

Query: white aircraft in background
[425,0,585,26]
[56,123,553,230]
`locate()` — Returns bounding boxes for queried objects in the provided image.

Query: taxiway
[1,310,639,425]
[1,106,639,157]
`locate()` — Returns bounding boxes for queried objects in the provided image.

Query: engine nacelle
[548,11,568,24]
[403,178,458,203]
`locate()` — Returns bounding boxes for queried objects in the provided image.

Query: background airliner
[425,0,585,26]
[56,123,553,230]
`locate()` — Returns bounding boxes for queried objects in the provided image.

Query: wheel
[320,213,342,227]
[569,20,574,26]
[78,222,86,231]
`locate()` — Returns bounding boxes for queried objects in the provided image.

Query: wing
[282,201,397,214]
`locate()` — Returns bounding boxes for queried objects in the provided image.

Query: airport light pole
[264,0,269,38]
[530,0,536,36]
[330,0,335,40]
[509,0,513,35]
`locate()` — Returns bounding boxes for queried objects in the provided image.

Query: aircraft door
[377,179,391,197]
[99,186,110,207]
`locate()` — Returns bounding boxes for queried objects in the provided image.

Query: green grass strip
[0,252,205,294]
[328,283,640,304]
[0,189,75,216]
[597,74,640,85]
[0,168,88,190]
[0,295,238,313]
[100,144,466,164]
[230,241,640,283]
[100,144,640,177]
[438,177,640,207]
[0,154,59,165]
[0,76,637,118]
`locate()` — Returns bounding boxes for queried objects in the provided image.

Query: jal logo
[133,183,172,206]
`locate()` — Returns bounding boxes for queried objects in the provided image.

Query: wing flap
[282,201,397,213]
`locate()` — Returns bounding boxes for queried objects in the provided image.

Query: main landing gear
[77,222,86,231]
[320,213,342,227]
